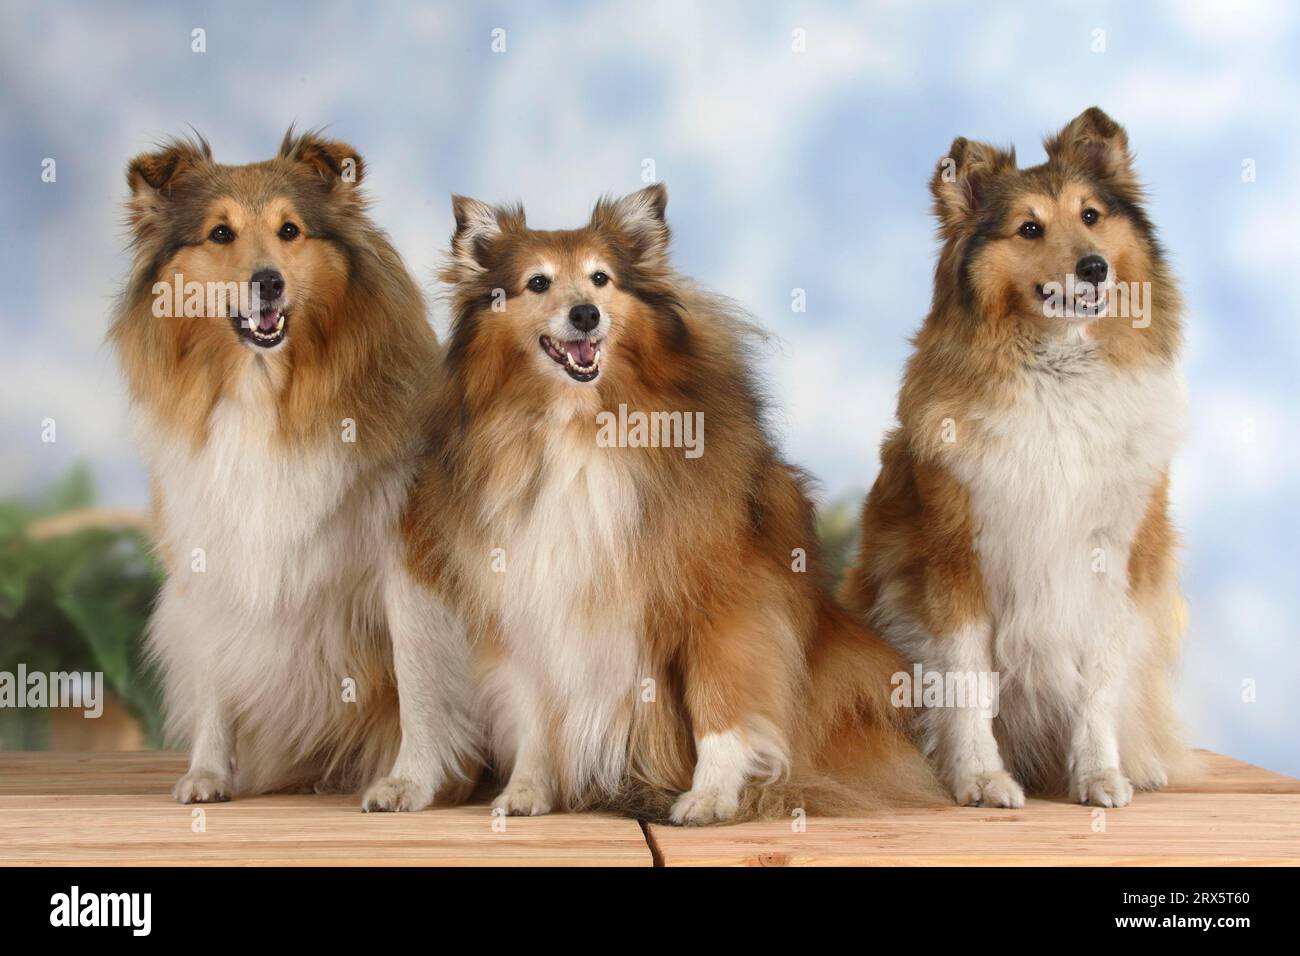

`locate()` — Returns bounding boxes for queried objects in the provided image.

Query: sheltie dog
[110,130,477,808]
[402,184,939,823]
[842,108,1191,808]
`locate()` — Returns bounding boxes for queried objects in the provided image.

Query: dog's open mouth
[1070,291,1107,318]
[540,335,602,382]
[1036,283,1108,320]
[232,304,288,348]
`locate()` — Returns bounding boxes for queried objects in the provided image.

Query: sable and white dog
[843,108,1192,808]
[402,185,939,824]
[111,131,477,809]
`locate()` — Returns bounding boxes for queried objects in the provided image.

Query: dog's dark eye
[1081,208,1100,226]
[527,275,551,293]
[209,225,235,244]
[1018,221,1044,239]
[591,271,609,287]
[278,222,300,241]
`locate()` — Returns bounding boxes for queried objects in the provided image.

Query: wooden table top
[1,750,1296,866]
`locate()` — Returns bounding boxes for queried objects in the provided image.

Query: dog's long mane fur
[110,129,437,459]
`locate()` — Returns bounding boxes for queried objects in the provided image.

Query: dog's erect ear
[127,137,210,194]
[590,183,670,266]
[279,127,365,190]
[931,137,1016,234]
[125,136,211,227]
[447,195,525,274]
[1044,107,1134,185]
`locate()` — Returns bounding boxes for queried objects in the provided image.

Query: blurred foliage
[0,465,164,748]
[817,491,864,586]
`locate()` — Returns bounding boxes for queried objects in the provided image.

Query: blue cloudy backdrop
[1,1,1297,774]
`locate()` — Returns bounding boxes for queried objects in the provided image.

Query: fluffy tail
[785,599,947,814]
[733,599,946,820]
[618,600,946,824]
[1122,593,1200,790]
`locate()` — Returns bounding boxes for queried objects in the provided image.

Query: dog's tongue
[256,307,279,332]
[565,340,596,365]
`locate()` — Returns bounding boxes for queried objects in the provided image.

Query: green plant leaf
[44,462,95,515]
[0,508,33,618]
[54,532,164,744]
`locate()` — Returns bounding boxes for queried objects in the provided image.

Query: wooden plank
[3,750,1296,866]
[1168,750,1300,794]
[0,751,186,796]
[0,796,654,866]
[646,751,1300,867]
[646,794,1300,867]
[0,752,651,867]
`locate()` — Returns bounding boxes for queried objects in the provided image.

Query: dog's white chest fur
[950,349,1185,695]
[139,367,409,787]
[473,422,643,795]
[140,370,396,615]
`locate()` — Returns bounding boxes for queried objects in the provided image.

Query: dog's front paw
[491,780,553,817]
[952,770,1025,808]
[669,786,741,826]
[1072,768,1133,808]
[361,776,434,812]
[173,768,231,804]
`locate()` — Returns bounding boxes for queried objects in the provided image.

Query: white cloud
[1168,0,1298,47]
[1182,581,1298,772]
[1174,386,1298,525]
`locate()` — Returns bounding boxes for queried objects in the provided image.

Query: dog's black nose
[1075,255,1108,285]
[251,268,285,303]
[569,303,600,334]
